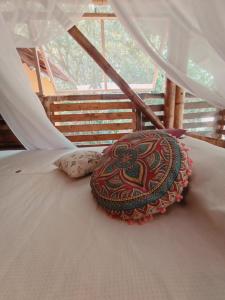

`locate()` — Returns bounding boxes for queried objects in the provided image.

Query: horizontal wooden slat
[77,143,111,148]
[67,133,124,142]
[184,101,214,109]
[82,12,116,19]
[187,132,225,148]
[184,111,216,119]
[186,130,214,135]
[51,112,135,122]
[51,102,133,112]
[147,104,164,112]
[45,94,128,101]
[56,122,135,133]
[140,93,164,100]
[142,115,164,123]
[43,93,164,102]
[184,121,214,129]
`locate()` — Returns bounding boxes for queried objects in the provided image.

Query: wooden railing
[41,93,222,147]
[142,95,218,137]
[187,132,225,148]
[0,93,223,150]
[42,93,164,147]
[183,98,218,136]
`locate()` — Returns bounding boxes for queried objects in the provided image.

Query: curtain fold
[0,0,89,150]
[110,0,225,108]
[0,0,89,48]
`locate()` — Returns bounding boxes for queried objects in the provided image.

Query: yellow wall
[23,63,55,96]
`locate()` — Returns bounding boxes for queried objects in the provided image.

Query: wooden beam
[82,13,116,20]
[135,110,143,131]
[51,101,133,112]
[40,47,57,93]
[164,78,176,128]
[91,0,108,5]
[32,47,44,96]
[174,85,185,128]
[186,132,225,148]
[42,92,164,102]
[51,112,135,122]
[68,133,124,143]
[100,19,107,90]
[42,96,54,122]
[68,26,164,129]
[56,122,135,133]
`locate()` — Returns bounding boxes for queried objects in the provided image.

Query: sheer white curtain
[0,0,89,150]
[111,0,225,108]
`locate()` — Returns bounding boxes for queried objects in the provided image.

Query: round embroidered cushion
[90,130,192,224]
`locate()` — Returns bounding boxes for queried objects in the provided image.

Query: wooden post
[100,19,107,91]
[164,78,176,128]
[68,26,164,129]
[32,47,44,96]
[216,109,225,138]
[135,110,143,131]
[174,85,185,129]
[42,96,54,123]
[91,0,108,4]
[40,47,57,93]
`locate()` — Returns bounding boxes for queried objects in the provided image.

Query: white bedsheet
[0,138,225,300]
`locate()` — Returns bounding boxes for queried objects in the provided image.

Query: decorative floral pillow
[102,129,186,155]
[55,151,102,178]
[90,130,192,224]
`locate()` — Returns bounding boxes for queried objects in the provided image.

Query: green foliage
[44,19,165,92]
[188,60,214,88]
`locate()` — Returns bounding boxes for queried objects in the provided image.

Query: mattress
[0,137,225,300]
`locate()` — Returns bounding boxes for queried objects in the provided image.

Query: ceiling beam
[91,0,108,5]
[68,25,164,129]
[82,13,116,20]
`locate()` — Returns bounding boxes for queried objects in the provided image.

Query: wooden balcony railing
[42,93,164,147]
[183,98,218,136]
[0,93,223,150]
[41,92,222,147]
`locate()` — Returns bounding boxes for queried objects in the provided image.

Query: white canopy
[0,0,225,149]
[0,0,88,149]
[111,0,225,108]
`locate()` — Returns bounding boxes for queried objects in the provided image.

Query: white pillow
[54,150,102,178]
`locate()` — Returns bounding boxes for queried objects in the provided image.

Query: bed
[0,137,225,300]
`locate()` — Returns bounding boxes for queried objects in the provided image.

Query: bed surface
[0,137,225,300]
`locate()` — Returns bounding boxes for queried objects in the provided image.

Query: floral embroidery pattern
[55,151,102,178]
[91,131,192,224]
